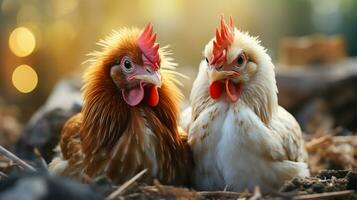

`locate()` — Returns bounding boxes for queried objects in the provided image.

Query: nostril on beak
[146,68,152,74]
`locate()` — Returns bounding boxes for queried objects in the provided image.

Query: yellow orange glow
[12,65,38,93]
[9,27,36,57]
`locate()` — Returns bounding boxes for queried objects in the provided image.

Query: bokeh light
[8,27,36,57]
[12,65,38,93]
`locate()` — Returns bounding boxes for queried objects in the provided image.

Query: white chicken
[181,16,310,193]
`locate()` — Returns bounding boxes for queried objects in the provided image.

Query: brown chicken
[49,24,192,186]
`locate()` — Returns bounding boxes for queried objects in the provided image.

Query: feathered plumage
[181,16,309,193]
[50,24,192,186]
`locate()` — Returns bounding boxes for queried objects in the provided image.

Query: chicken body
[50,25,192,186]
[182,17,309,193]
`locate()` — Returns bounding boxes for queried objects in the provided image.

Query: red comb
[210,16,234,65]
[137,23,160,69]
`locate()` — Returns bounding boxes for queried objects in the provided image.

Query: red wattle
[147,85,159,107]
[209,81,223,100]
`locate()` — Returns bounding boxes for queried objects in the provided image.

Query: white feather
[187,28,310,193]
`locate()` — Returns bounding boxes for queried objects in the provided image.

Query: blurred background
[0,0,356,127]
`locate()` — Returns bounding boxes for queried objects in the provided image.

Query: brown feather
[52,27,192,186]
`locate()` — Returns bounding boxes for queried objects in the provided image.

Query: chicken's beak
[209,68,240,84]
[129,66,161,88]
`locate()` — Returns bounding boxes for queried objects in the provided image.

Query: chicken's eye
[236,53,247,68]
[121,56,134,73]
[205,57,209,63]
[124,60,131,69]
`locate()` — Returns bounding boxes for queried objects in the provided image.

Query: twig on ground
[0,171,8,178]
[249,186,263,200]
[0,145,36,172]
[293,190,354,200]
[223,184,228,191]
[305,136,331,152]
[106,168,148,200]
[153,179,163,191]
[198,191,248,199]
[333,136,357,145]
[34,148,49,171]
